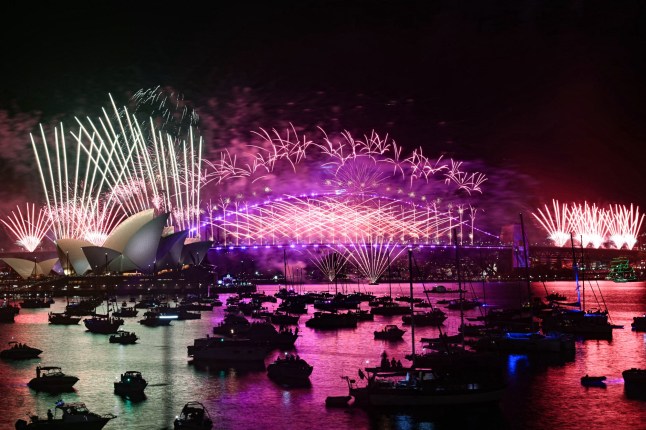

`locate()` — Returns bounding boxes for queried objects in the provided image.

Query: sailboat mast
[569,232,582,309]
[579,236,586,311]
[387,252,392,298]
[452,229,464,336]
[407,248,415,360]
[519,213,532,302]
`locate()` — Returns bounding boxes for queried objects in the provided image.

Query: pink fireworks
[532,200,644,249]
[0,203,52,252]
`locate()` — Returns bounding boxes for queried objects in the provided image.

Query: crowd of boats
[2,250,646,427]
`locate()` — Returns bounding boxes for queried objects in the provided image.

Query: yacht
[114,370,147,395]
[187,335,268,363]
[15,401,116,430]
[28,366,79,392]
[373,324,406,340]
[623,368,646,397]
[267,353,313,385]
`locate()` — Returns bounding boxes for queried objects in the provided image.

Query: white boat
[187,335,268,362]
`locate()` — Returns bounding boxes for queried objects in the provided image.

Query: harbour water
[1,280,645,429]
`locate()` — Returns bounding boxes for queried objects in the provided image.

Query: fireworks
[532,200,644,249]
[30,94,206,241]
[0,203,51,252]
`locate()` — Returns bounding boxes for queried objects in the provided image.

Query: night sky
[1,1,645,237]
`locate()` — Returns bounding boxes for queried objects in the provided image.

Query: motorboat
[373,324,406,340]
[345,363,506,407]
[109,330,139,344]
[267,353,313,385]
[0,341,42,360]
[305,311,358,329]
[174,401,213,429]
[28,366,79,392]
[369,301,410,316]
[15,401,116,430]
[139,309,177,326]
[187,335,269,363]
[581,374,607,387]
[114,370,147,395]
[48,312,82,325]
[623,368,646,397]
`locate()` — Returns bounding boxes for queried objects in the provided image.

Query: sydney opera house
[1,209,213,291]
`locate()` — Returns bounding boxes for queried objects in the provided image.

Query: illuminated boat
[28,366,78,392]
[173,401,213,430]
[15,401,116,430]
[606,258,637,282]
[112,306,138,318]
[114,370,147,395]
[0,341,42,360]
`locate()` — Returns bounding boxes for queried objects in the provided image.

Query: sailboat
[345,246,507,407]
[538,233,613,339]
[84,298,124,334]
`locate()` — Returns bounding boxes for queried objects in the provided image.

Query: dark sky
[2,0,646,221]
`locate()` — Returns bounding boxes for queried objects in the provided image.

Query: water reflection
[367,405,509,430]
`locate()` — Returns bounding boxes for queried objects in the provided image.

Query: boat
[266,353,313,385]
[373,324,406,340]
[345,246,506,408]
[401,309,447,326]
[187,335,269,363]
[270,310,300,325]
[0,302,16,322]
[622,368,646,397]
[369,301,411,316]
[15,401,116,430]
[173,401,213,430]
[606,258,637,282]
[28,366,79,392]
[474,331,575,353]
[545,291,567,302]
[109,330,139,344]
[325,395,353,408]
[84,313,124,334]
[48,312,82,325]
[305,311,358,329]
[112,306,138,318]
[446,298,481,310]
[0,341,42,360]
[423,285,457,293]
[114,370,147,395]
[581,374,607,387]
[631,314,646,331]
[83,299,124,334]
[139,309,177,326]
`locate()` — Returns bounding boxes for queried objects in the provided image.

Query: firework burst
[0,203,52,252]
